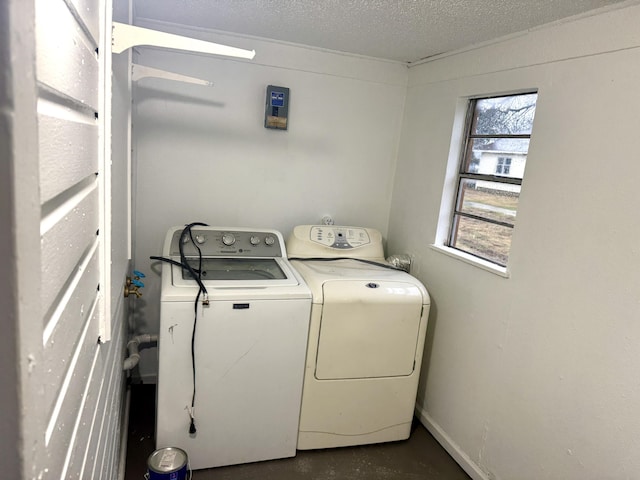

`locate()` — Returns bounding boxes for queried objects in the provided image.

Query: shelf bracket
[112,22,256,60]
[132,63,213,86]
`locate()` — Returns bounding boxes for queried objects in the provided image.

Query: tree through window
[448,92,538,266]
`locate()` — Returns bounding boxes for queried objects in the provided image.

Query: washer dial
[264,235,276,246]
[250,236,261,246]
[222,233,236,246]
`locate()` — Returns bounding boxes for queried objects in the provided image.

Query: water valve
[124,270,145,298]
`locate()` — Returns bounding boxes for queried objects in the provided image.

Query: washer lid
[315,280,423,380]
[171,257,300,288]
[181,258,287,281]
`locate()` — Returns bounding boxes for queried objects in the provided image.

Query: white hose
[123,334,158,371]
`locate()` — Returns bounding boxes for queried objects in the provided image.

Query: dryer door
[315,280,423,379]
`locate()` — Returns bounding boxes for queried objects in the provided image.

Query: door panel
[36,0,99,110]
[34,0,129,478]
[42,246,100,415]
[38,112,99,204]
[316,280,423,379]
[40,184,99,319]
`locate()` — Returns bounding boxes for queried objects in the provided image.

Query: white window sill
[429,245,510,278]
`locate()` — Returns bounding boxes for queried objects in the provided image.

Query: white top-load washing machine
[286,225,430,450]
[156,225,311,470]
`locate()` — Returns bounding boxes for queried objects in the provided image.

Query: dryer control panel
[309,226,370,249]
[286,225,385,260]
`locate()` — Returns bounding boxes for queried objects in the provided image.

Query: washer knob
[222,233,236,246]
[250,235,261,246]
[264,235,275,246]
[195,234,206,244]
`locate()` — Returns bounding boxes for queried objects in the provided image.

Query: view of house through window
[449,92,538,266]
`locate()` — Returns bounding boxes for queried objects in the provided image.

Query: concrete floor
[124,384,471,480]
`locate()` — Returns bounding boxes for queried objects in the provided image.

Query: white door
[1,0,131,478]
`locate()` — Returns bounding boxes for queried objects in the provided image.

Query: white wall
[131,22,408,381]
[388,4,640,480]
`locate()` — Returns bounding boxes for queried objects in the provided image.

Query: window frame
[447,92,537,268]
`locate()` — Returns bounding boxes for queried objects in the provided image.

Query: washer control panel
[309,226,371,249]
[170,228,283,257]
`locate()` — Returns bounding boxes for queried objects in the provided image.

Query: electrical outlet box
[264,85,289,130]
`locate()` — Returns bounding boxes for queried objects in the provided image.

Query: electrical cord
[287,256,403,271]
[183,223,207,435]
[150,221,209,435]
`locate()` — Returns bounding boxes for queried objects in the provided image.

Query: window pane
[447,92,537,268]
[452,215,513,266]
[463,138,529,178]
[471,93,537,135]
[456,179,519,226]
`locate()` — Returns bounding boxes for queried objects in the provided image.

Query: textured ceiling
[132,0,628,63]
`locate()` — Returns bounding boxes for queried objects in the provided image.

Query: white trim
[99,0,114,342]
[430,244,510,278]
[126,34,132,261]
[1,1,42,476]
[415,403,491,480]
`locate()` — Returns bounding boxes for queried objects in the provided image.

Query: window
[496,157,511,175]
[448,92,537,267]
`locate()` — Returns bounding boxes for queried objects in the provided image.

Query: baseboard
[414,402,491,480]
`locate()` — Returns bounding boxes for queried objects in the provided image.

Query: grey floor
[124,384,471,480]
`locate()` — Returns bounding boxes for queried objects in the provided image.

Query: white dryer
[286,225,430,450]
[156,225,311,470]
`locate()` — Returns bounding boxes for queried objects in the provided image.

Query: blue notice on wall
[271,91,285,107]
